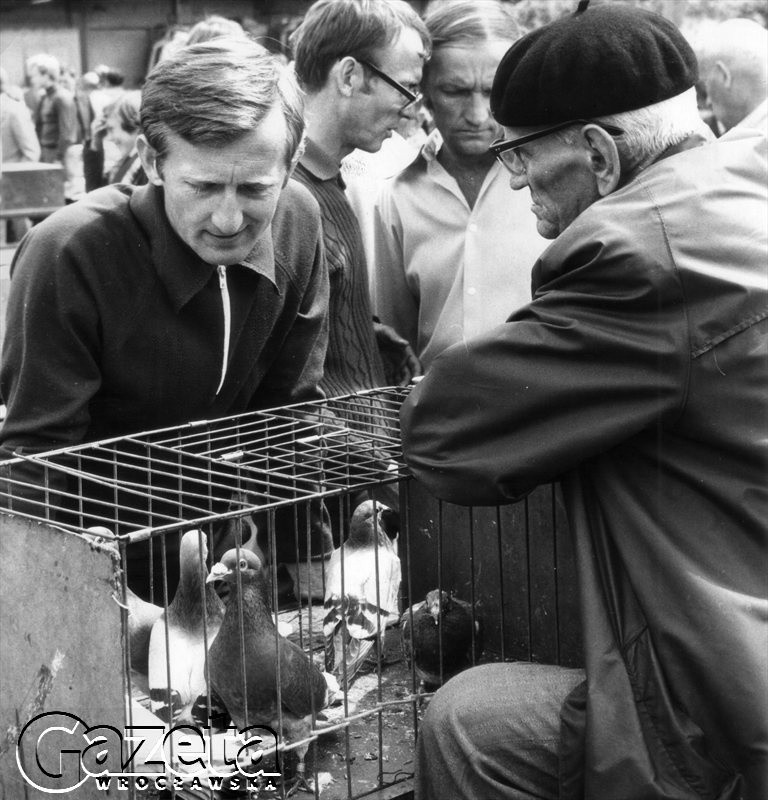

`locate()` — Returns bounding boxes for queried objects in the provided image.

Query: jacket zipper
[215,265,231,396]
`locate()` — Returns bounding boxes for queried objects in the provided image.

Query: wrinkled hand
[373,321,422,387]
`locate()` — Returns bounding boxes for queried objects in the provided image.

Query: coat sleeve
[400,233,690,506]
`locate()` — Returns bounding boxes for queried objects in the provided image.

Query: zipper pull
[215,265,231,397]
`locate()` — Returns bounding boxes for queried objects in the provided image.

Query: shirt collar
[419,128,444,163]
[299,137,342,182]
[129,182,277,311]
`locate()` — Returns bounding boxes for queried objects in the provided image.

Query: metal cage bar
[0,387,580,799]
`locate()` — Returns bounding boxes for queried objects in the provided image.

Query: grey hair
[556,87,713,175]
[595,87,714,174]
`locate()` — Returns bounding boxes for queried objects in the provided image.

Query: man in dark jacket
[25,53,78,164]
[0,38,330,598]
[401,3,767,799]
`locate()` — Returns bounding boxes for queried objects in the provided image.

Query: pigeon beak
[428,604,441,624]
[206,562,231,583]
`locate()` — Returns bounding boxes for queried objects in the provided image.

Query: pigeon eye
[238,559,248,570]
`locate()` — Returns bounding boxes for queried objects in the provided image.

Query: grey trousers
[415,662,585,800]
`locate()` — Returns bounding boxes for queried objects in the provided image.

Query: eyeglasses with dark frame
[490,119,625,173]
[359,59,422,109]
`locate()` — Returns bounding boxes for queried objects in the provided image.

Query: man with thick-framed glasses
[401,2,767,799]
[289,0,429,398]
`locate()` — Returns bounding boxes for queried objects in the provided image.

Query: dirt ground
[279,606,422,799]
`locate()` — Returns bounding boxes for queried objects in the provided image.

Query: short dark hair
[291,0,430,93]
[140,37,304,167]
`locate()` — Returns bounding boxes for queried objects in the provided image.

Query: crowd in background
[2,5,765,238]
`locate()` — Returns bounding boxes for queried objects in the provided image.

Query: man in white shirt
[372,0,546,370]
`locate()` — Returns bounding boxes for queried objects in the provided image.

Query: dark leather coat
[402,130,768,799]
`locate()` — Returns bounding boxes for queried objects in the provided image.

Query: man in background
[289,0,427,395]
[373,0,546,371]
[25,53,77,164]
[1,66,41,241]
[697,17,767,134]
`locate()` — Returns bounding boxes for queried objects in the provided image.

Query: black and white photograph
[0,1,766,798]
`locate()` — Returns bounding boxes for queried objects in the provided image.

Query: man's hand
[373,321,422,387]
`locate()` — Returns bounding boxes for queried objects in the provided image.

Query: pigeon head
[206,548,263,586]
[177,530,213,589]
[348,500,398,548]
[425,589,452,624]
[349,500,377,533]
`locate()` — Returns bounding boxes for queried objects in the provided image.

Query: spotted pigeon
[323,500,401,685]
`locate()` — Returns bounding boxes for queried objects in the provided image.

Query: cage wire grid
[0,387,410,539]
[1,387,428,800]
[2,386,577,799]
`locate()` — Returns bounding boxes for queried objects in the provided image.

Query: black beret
[491,0,698,127]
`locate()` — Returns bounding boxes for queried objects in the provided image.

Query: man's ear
[582,125,622,197]
[136,135,163,186]
[713,59,732,88]
[331,56,359,98]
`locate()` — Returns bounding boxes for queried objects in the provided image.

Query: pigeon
[147,529,225,723]
[126,587,163,675]
[205,548,334,788]
[400,589,482,692]
[323,500,401,685]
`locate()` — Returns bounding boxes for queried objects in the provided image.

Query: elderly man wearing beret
[401,2,767,799]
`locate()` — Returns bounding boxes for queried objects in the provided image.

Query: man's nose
[465,91,490,126]
[210,191,244,234]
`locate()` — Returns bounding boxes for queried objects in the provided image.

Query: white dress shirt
[372,131,547,369]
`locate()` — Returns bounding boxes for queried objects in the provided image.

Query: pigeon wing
[277,635,328,718]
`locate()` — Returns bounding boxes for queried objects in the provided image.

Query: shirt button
[468,223,478,233]
[467,287,477,296]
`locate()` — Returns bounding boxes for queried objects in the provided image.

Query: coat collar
[128,183,277,311]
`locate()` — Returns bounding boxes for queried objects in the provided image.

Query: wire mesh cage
[0,387,580,800]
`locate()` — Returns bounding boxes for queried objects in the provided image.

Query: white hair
[594,87,715,174]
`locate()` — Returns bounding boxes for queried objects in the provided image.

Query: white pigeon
[147,529,225,723]
[323,500,401,685]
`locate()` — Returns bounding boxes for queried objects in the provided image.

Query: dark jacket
[401,130,768,799]
[0,180,329,593]
[35,84,78,162]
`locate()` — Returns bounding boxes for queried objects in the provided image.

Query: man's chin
[534,218,560,240]
[194,244,254,266]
